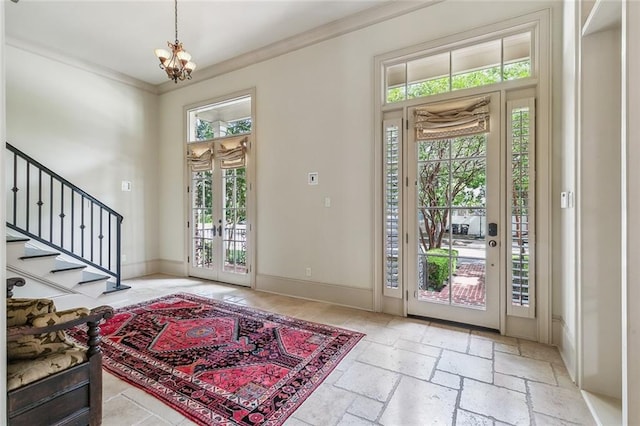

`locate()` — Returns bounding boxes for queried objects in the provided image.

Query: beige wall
[158,1,559,309]
[5,46,160,279]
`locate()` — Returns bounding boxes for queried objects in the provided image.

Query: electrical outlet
[121,254,127,262]
[305,267,312,277]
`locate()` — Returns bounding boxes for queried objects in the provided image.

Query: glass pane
[386,63,406,103]
[452,66,502,90]
[417,137,453,303]
[503,60,531,80]
[188,96,252,142]
[222,167,247,274]
[192,171,214,269]
[408,76,451,99]
[407,53,450,99]
[452,39,501,89]
[385,123,400,290]
[503,32,531,80]
[510,107,531,307]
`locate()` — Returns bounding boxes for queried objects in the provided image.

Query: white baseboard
[121,260,160,279]
[256,274,373,311]
[553,315,577,382]
[154,259,186,277]
[121,259,186,279]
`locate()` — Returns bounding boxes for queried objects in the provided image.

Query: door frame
[182,88,257,289]
[373,10,552,343]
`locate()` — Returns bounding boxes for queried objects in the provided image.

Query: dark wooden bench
[6,278,113,425]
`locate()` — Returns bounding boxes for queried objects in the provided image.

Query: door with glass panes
[407,92,501,329]
[187,96,251,286]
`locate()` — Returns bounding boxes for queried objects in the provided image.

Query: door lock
[488,240,497,247]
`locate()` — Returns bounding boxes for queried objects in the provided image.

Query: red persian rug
[71,293,364,425]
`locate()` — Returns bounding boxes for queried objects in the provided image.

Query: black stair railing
[6,142,127,292]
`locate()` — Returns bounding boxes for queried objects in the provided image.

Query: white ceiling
[5,0,414,87]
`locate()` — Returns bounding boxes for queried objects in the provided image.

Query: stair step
[20,247,59,260]
[78,271,110,285]
[11,279,70,300]
[51,260,86,273]
[7,236,30,243]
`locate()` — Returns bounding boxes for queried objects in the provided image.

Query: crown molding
[6,37,159,95]
[7,1,439,96]
[157,0,441,94]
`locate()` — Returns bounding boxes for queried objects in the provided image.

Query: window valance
[186,134,249,171]
[414,97,490,141]
[217,135,248,169]
[186,141,213,172]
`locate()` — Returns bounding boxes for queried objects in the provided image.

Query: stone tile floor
[93,274,594,426]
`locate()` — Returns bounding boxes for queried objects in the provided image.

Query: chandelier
[154,0,196,83]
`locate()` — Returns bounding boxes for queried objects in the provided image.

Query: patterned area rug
[71,293,364,425]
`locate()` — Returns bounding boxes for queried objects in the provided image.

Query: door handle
[212,225,216,237]
[218,225,222,237]
[489,240,497,247]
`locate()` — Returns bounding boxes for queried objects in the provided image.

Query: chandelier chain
[174,0,178,42]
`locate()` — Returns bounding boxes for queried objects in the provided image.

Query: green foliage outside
[425,248,458,290]
[226,249,247,265]
[512,254,529,275]
[417,135,486,252]
[386,59,531,103]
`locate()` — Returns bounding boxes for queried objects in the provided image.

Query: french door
[406,92,501,329]
[189,151,249,286]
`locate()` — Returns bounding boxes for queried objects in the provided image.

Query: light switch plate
[308,172,318,185]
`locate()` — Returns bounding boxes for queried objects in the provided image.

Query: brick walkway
[419,261,486,307]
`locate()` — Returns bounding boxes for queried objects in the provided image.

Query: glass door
[190,159,249,286]
[407,92,501,329]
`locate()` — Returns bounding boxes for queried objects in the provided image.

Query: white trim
[158,1,440,94]
[6,37,158,94]
[534,7,553,345]
[121,260,162,280]
[581,391,623,426]
[553,315,577,382]
[256,274,374,311]
[157,259,187,277]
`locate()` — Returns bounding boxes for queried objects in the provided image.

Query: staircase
[6,142,129,305]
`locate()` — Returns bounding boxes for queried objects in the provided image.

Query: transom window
[385,31,532,104]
